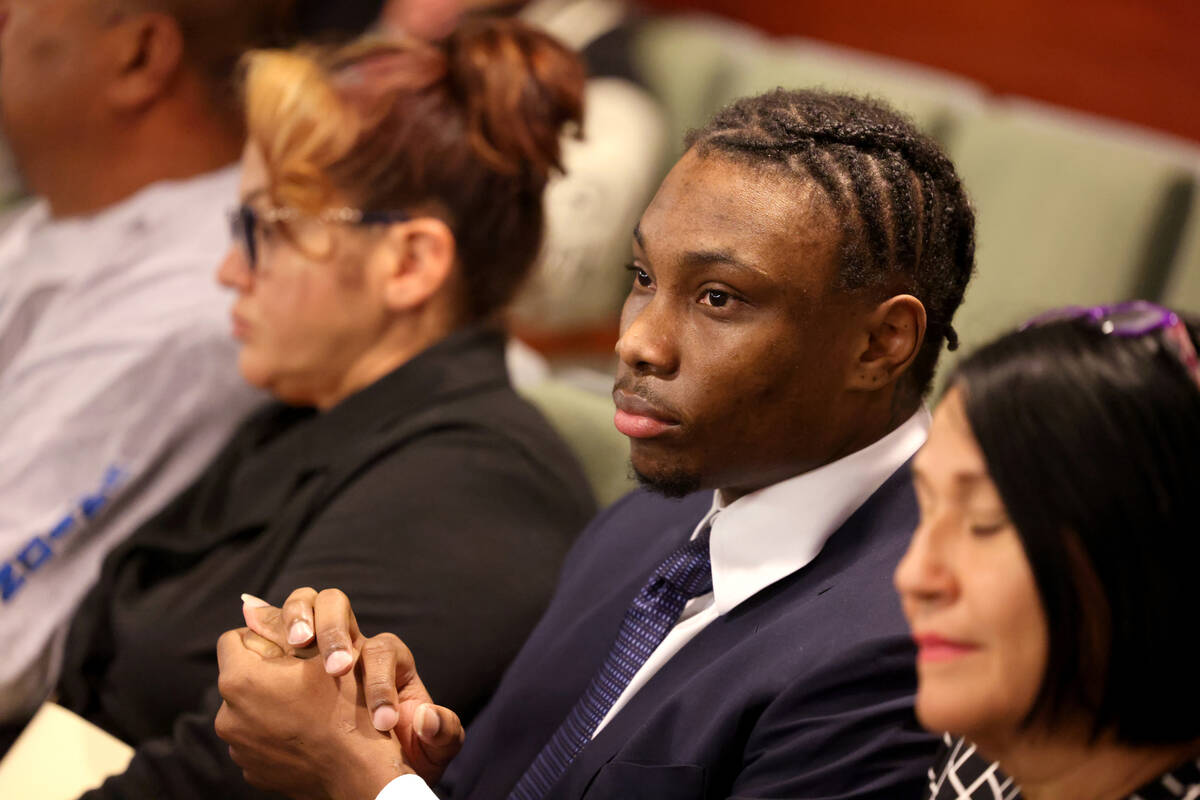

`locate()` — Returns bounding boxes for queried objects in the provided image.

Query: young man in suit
[213,88,977,800]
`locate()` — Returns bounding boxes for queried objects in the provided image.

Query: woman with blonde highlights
[47,20,595,800]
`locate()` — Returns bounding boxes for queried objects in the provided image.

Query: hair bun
[444,18,585,179]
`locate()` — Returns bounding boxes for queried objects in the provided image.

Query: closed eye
[969,521,1009,536]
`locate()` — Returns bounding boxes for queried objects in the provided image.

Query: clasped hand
[214,587,465,800]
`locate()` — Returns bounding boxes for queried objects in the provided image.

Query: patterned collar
[927,735,1019,800]
[928,734,1200,800]
[1127,756,1200,800]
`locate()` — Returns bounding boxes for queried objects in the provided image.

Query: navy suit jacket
[440,462,936,799]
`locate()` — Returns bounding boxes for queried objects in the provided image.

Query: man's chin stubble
[631,464,702,499]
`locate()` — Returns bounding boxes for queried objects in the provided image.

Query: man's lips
[913,633,979,663]
[612,389,680,439]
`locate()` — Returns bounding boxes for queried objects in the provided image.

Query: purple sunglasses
[1021,300,1200,391]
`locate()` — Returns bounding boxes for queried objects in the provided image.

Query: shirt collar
[698,408,931,615]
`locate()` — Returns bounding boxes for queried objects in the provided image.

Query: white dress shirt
[377,409,931,800]
[0,166,265,721]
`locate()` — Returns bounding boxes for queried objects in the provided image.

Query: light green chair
[715,37,985,148]
[519,379,634,509]
[1161,167,1200,315]
[633,17,984,163]
[938,99,1200,395]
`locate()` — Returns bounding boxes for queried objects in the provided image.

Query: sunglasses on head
[228,204,410,271]
[1021,300,1200,391]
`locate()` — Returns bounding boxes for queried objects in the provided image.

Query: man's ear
[104,13,184,111]
[375,218,458,313]
[848,294,927,391]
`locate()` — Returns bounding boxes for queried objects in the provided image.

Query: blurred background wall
[638,0,1200,143]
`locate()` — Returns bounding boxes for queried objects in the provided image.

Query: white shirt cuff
[375,773,438,800]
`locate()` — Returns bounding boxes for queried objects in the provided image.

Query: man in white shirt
[215,88,977,800]
[0,0,294,730]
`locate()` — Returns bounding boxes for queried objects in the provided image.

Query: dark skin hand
[215,589,464,797]
[215,627,409,800]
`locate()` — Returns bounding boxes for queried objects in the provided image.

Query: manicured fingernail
[241,593,269,608]
[288,621,313,646]
[372,705,399,732]
[415,704,440,740]
[325,649,353,674]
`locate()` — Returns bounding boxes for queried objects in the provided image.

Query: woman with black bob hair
[897,300,1200,800]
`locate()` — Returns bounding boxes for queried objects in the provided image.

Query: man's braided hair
[686,88,976,395]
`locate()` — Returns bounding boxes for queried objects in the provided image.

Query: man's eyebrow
[680,248,769,279]
[633,225,768,279]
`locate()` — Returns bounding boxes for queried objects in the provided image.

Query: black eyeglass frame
[228,204,411,270]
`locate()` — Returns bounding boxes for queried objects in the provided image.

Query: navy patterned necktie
[508,525,714,800]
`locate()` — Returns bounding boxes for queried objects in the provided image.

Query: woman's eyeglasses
[228,204,410,271]
[1021,300,1200,391]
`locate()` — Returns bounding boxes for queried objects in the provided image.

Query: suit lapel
[560,462,917,796]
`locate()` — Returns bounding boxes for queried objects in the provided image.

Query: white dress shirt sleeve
[375,774,439,800]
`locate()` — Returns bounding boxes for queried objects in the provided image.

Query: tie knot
[655,530,712,598]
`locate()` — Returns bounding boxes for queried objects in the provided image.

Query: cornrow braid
[686,88,976,395]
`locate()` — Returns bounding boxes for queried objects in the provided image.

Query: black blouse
[57,326,596,800]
